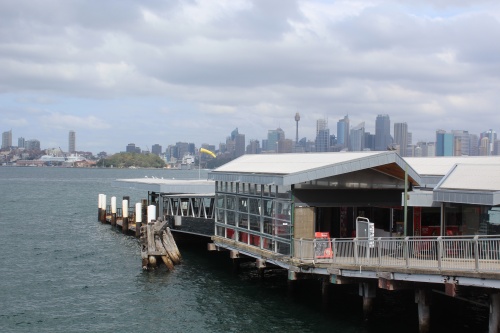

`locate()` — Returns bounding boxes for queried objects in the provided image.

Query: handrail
[292,235,500,273]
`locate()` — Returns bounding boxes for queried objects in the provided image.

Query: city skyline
[2,115,497,157]
[1,1,500,154]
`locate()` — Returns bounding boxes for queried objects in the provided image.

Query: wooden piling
[415,289,431,333]
[111,196,117,226]
[98,194,102,221]
[135,202,142,238]
[100,194,107,223]
[122,199,129,233]
[489,293,500,333]
[359,282,376,320]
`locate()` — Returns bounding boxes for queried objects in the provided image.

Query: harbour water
[0,167,488,332]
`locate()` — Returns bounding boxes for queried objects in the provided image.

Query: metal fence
[293,235,500,273]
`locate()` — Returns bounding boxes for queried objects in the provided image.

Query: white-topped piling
[100,194,107,223]
[147,205,156,223]
[135,202,142,237]
[111,196,117,226]
[98,194,103,221]
[122,199,129,233]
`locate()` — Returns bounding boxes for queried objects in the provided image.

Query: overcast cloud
[1,0,499,154]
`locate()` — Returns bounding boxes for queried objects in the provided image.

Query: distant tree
[97,152,165,168]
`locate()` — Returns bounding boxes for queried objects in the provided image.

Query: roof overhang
[113,178,215,194]
[209,151,421,187]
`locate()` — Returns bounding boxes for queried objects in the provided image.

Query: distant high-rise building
[152,144,162,155]
[126,143,136,153]
[436,130,453,156]
[278,139,294,153]
[393,123,408,156]
[267,128,285,152]
[375,114,391,151]
[235,134,245,157]
[364,132,375,151]
[480,137,490,156]
[315,118,329,152]
[246,140,261,154]
[176,142,190,158]
[336,115,350,148]
[2,130,12,149]
[68,130,76,153]
[349,122,365,151]
[494,140,500,156]
[25,139,40,151]
[469,134,479,156]
[452,130,470,156]
[480,129,497,155]
[18,137,25,149]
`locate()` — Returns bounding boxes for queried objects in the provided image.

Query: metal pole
[404,165,408,236]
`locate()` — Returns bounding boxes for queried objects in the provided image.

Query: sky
[1,0,500,154]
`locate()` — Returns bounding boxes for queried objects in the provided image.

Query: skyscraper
[349,122,365,151]
[452,130,470,156]
[68,130,76,153]
[152,144,162,155]
[2,130,12,149]
[315,118,329,152]
[375,114,391,151]
[18,137,25,149]
[393,122,408,156]
[267,128,285,152]
[336,115,350,149]
[436,130,453,156]
[234,133,245,157]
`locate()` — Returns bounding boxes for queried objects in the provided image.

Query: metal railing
[293,235,500,273]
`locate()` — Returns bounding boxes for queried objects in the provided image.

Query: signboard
[314,232,333,258]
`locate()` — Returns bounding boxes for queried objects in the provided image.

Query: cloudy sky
[1,0,499,154]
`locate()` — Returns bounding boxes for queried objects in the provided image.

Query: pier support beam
[359,282,376,320]
[230,250,240,273]
[415,288,431,333]
[489,293,500,333]
[321,277,330,308]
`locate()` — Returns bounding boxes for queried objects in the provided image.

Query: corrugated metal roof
[213,151,382,174]
[437,164,500,191]
[405,156,500,176]
[210,151,421,186]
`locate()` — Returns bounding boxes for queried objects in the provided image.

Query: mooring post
[98,194,102,221]
[100,194,107,223]
[111,196,117,226]
[147,204,156,223]
[230,250,240,273]
[321,277,330,308]
[489,293,500,333]
[141,199,148,224]
[135,202,142,238]
[359,282,376,320]
[122,199,129,234]
[287,270,298,298]
[415,288,431,333]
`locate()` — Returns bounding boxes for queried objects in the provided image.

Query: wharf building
[117,151,500,332]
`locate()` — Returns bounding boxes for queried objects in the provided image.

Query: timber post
[122,199,129,234]
[135,202,142,238]
[415,288,431,333]
[98,194,102,222]
[490,293,500,333]
[359,282,376,320]
[321,277,329,308]
[110,196,117,226]
[100,194,107,223]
